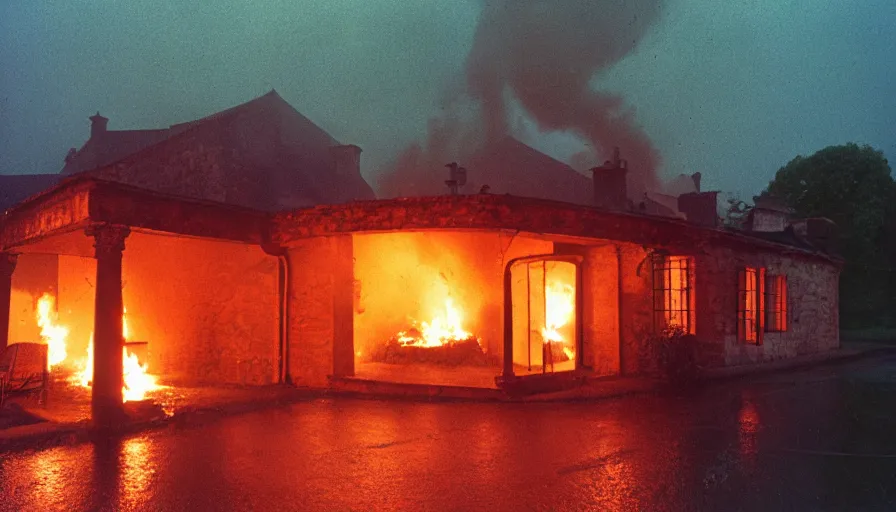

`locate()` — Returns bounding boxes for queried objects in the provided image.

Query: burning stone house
[0,91,840,422]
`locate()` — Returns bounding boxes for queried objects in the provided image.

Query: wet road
[2,355,896,512]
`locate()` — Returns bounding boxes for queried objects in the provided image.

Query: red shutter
[781,276,788,331]
[757,268,766,345]
[737,269,746,342]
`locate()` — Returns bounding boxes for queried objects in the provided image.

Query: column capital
[86,224,131,257]
[0,252,18,279]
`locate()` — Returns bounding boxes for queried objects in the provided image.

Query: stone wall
[697,246,840,366]
[89,128,231,205]
[8,253,58,344]
[286,236,354,388]
[58,233,279,385]
[125,233,278,385]
[57,255,96,363]
[619,245,655,375]
[581,245,621,376]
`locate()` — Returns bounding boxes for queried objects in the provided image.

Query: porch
[1,177,277,427]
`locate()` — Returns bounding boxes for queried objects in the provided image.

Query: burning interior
[352,231,584,387]
[510,258,580,375]
[6,230,279,406]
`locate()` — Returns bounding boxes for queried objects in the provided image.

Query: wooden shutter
[757,268,766,345]
[737,269,746,342]
[780,276,788,332]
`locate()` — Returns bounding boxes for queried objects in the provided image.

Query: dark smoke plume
[379,0,664,198]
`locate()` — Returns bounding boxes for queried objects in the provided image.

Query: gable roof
[56,90,374,209]
[61,90,341,177]
[61,128,171,175]
[0,174,63,211]
[168,89,340,146]
[640,191,685,219]
[463,136,594,204]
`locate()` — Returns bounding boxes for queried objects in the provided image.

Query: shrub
[655,325,702,385]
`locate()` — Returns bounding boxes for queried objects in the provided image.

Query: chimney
[330,144,362,177]
[443,162,467,196]
[691,172,702,193]
[744,194,791,232]
[791,217,837,253]
[678,191,719,228]
[591,147,628,210]
[89,112,108,138]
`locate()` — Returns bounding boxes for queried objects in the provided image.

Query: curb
[702,345,896,381]
[1,345,892,455]
[0,389,318,456]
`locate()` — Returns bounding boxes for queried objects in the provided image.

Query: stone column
[0,253,18,353]
[86,223,130,427]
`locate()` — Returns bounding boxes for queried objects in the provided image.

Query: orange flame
[396,298,477,347]
[36,293,68,370]
[74,306,163,402]
[541,279,576,361]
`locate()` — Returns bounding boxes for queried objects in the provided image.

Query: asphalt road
[2,354,896,511]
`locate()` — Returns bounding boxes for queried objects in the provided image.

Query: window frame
[764,274,788,332]
[738,267,766,345]
[652,254,694,334]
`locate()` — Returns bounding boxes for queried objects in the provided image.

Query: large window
[653,255,694,334]
[738,267,766,344]
[765,275,788,332]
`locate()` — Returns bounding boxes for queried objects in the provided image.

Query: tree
[764,143,896,327]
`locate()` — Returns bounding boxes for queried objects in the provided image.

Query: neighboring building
[0,92,842,422]
[2,90,375,213]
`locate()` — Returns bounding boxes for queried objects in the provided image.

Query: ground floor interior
[6,225,838,396]
[6,228,280,402]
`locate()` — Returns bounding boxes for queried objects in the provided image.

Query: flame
[36,293,68,370]
[542,280,575,343]
[79,335,94,388]
[74,306,163,403]
[541,279,576,361]
[122,346,160,402]
[122,306,129,340]
[396,298,477,348]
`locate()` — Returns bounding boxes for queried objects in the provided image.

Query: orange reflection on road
[119,436,155,510]
[738,395,761,466]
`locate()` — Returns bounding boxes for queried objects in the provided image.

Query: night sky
[2,0,894,199]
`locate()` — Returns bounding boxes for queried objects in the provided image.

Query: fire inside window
[653,255,693,334]
[738,267,766,344]
[765,275,788,332]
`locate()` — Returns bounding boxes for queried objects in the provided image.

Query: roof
[464,136,594,205]
[57,90,374,209]
[61,129,171,175]
[1,175,840,266]
[640,192,684,219]
[0,174,63,211]
[729,224,840,256]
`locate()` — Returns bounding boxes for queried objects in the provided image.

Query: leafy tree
[764,143,895,327]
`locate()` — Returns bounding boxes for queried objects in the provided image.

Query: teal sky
[2,0,894,199]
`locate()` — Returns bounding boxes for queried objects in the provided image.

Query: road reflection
[0,356,894,510]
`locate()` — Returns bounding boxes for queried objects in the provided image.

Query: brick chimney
[330,144,362,177]
[591,147,628,210]
[791,217,837,253]
[745,194,791,232]
[89,112,108,138]
[678,191,719,228]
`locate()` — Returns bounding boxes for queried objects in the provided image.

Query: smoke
[379,0,665,198]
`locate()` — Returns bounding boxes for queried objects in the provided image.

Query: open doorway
[509,256,582,376]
